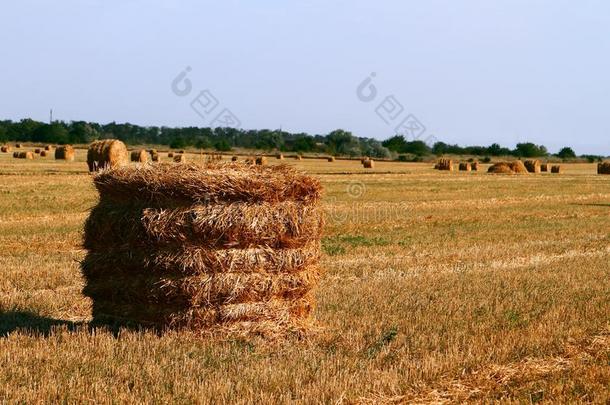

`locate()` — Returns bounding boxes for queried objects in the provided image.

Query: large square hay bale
[82,163,323,338]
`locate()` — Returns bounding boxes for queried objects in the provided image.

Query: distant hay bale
[245,157,255,165]
[363,159,374,169]
[130,150,149,163]
[524,159,541,173]
[167,152,174,158]
[255,156,268,166]
[40,150,48,157]
[327,156,335,162]
[510,160,529,174]
[540,163,550,172]
[551,165,563,174]
[16,151,34,159]
[151,152,161,162]
[44,145,53,151]
[471,162,480,171]
[435,158,453,171]
[276,153,284,160]
[82,163,323,337]
[231,156,238,161]
[178,150,185,154]
[459,162,471,172]
[0,145,11,153]
[12,152,18,158]
[15,143,22,148]
[295,155,302,161]
[596,162,610,174]
[488,162,514,174]
[173,154,186,163]
[55,145,75,161]
[87,140,129,172]
[34,148,41,154]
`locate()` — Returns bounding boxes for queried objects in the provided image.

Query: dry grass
[0,150,609,402]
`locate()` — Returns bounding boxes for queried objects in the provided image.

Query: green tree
[556,147,576,159]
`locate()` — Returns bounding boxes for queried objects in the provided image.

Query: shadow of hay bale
[0,311,79,337]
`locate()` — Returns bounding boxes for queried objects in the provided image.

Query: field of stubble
[1,149,609,403]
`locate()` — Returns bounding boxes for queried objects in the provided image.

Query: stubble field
[1,149,609,403]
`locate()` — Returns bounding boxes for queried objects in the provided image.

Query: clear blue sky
[1,0,609,154]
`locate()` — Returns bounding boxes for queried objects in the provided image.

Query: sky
[1,0,609,155]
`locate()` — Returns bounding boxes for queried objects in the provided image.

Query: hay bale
[130,150,149,163]
[55,145,75,161]
[524,159,541,173]
[435,158,453,171]
[295,155,302,161]
[596,162,609,174]
[276,154,284,160]
[487,162,514,174]
[15,143,22,148]
[255,156,268,166]
[16,151,34,159]
[471,162,479,171]
[87,140,129,172]
[12,152,18,158]
[82,162,323,337]
[151,152,161,162]
[173,154,186,163]
[40,150,48,157]
[44,145,53,151]
[459,162,471,172]
[0,145,11,153]
[168,152,174,158]
[34,148,41,154]
[510,160,529,174]
[327,156,335,162]
[363,159,374,169]
[541,163,550,172]
[551,165,563,174]
[231,156,238,162]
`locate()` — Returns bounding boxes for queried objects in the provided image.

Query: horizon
[2,1,609,155]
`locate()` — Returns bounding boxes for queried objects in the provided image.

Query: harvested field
[0,153,609,403]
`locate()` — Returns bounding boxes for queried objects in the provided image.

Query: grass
[0,149,610,402]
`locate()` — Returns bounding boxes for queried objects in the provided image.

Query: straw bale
[0,145,11,153]
[459,162,471,172]
[87,139,129,172]
[363,159,374,168]
[255,156,267,166]
[597,162,610,174]
[173,154,186,163]
[524,159,541,173]
[55,145,75,161]
[131,149,148,163]
[551,165,563,174]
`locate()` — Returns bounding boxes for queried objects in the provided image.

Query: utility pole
[49,109,53,124]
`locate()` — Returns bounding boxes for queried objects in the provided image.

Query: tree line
[0,118,601,160]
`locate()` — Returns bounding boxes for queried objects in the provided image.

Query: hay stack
[16,151,34,159]
[541,163,550,172]
[551,165,563,174]
[0,145,11,153]
[40,150,48,157]
[168,152,175,158]
[471,162,479,171]
[151,152,161,162]
[295,155,303,161]
[255,156,268,166]
[15,143,22,148]
[276,154,284,160]
[596,162,609,174]
[130,150,149,163]
[81,162,323,337]
[363,159,375,169]
[34,148,41,154]
[231,156,238,162]
[173,154,186,163]
[327,156,335,162]
[487,162,514,174]
[510,160,529,174]
[87,140,129,172]
[55,145,75,161]
[459,162,471,172]
[12,152,18,158]
[436,158,453,171]
[524,160,541,173]
[44,145,53,151]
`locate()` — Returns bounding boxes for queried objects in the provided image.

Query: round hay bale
[167,152,174,158]
[0,145,11,153]
[363,159,375,169]
[82,163,323,337]
[435,158,453,171]
[12,152,18,158]
[178,150,185,154]
[276,153,284,160]
[87,140,129,172]
[295,155,302,161]
[459,162,471,172]
[173,154,186,163]
[524,159,541,173]
[231,156,238,162]
[34,148,41,154]
[551,165,563,174]
[488,162,514,174]
[17,151,34,159]
[151,152,161,162]
[255,156,268,166]
[471,162,480,171]
[40,150,48,157]
[44,145,53,151]
[15,143,22,148]
[540,163,550,172]
[130,150,149,163]
[55,145,75,161]
[327,156,335,162]
[509,160,529,174]
[595,162,608,174]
